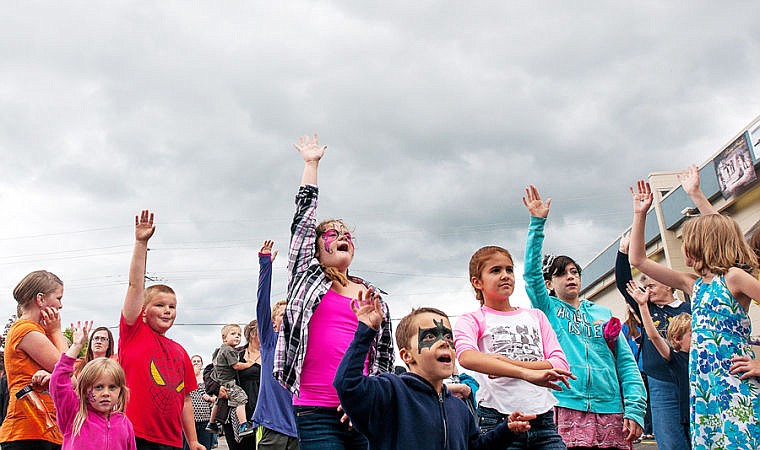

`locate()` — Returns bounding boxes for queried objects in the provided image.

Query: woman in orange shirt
[0,270,68,450]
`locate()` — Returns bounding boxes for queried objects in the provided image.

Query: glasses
[192,360,203,365]
[92,336,110,343]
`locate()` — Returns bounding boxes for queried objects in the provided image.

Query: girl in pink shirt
[454,246,573,450]
[50,321,136,450]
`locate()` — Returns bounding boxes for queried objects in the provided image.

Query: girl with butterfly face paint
[274,134,394,450]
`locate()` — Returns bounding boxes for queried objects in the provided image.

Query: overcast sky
[1,1,760,361]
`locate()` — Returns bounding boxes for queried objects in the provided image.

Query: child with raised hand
[252,240,299,449]
[274,134,394,450]
[334,291,535,450]
[523,185,646,449]
[50,321,135,450]
[615,233,690,450]
[629,180,760,449]
[626,281,691,447]
[118,210,203,450]
[454,245,572,449]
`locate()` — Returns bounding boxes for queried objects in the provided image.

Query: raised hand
[351,289,383,330]
[626,281,649,306]
[294,133,327,163]
[135,210,156,243]
[630,180,653,214]
[677,164,701,195]
[71,321,93,347]
[619,232,630,254]
[522,185,551,219]
[260,240,278,263]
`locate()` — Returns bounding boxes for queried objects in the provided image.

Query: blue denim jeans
[647,376,690,450]
[294,405,368,450]
[478,406,566,450]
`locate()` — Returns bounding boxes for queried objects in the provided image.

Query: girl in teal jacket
[522,185,646,449]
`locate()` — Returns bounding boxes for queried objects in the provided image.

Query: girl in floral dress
[629,180,760,449]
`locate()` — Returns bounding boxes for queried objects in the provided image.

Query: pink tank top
[293,289,370,406]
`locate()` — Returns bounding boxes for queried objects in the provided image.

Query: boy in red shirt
[118,210,204,450]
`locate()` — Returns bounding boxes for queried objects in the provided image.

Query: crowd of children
[1,134,760,450]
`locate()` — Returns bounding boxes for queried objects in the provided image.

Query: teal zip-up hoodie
[524,216,646,426]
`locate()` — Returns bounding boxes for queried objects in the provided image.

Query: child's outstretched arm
[678,164,717,215]
[50,321,92,433]
[626,282,671,361]
[257,240,279,347]
[522,185,553,311]
[295,133,326,187]
[629,180,696,294]
[122,210,155,325]
[455,312,574,391]
[65,321,93,360]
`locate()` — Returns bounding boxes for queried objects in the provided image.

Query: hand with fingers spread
[677,164,701,196]
[626,281,649,306]
[66,320,93,359]
[522,185,551,219]
[337,404,353,429]
[260,239,278,263]
[729,355,760,380]
[135,209,156,243]
[351,289,383,331]
[507,411,536,433]
[630,180,653,215]
[294,133,327,164]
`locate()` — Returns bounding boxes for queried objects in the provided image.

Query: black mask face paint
[417,319,454,353]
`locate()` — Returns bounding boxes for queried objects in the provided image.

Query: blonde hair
[221,324,241,341]
[143,284,176,306]
[667,313,692,351]
[73,358,128,438]
[13,270,63,312]
[272,300,287,321]
[681,214,758,276]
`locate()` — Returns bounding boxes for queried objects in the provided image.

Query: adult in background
[74,326,116,377]
[185,355,214,450]
[616,234,690,450]
[0,270,68,449]
[221,322,261,450]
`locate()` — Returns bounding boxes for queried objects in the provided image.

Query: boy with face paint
[334,291,535,450]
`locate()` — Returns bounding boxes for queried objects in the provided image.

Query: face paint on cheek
[87,389,96,403]
[417,319,455,354]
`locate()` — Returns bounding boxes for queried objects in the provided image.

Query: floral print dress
[691,275,760,449]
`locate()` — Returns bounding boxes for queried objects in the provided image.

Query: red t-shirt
[118,315,197,447]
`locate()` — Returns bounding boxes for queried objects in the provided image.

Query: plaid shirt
[273,184,394,395]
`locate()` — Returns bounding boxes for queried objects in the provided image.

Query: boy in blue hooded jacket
[334,291,534,450]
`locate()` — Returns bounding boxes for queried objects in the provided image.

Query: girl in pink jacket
[51,321,136,450]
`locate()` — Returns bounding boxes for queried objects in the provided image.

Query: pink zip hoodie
[50,353,136,450]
